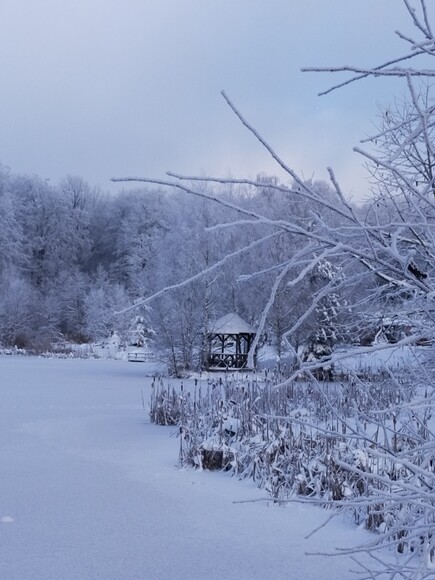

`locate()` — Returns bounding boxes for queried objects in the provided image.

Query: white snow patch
[0,356,389,580]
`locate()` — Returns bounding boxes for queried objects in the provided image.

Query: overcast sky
[1,1,426,200]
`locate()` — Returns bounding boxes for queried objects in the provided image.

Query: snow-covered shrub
[149,364,435,558]
[149,377,184,426]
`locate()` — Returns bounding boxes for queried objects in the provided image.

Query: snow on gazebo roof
[209,313,256,335]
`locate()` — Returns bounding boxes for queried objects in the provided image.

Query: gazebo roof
[209,313,256,335]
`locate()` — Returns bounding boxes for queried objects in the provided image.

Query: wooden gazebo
[205,313,257,370]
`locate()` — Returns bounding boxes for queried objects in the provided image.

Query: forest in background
[0,165,377,373]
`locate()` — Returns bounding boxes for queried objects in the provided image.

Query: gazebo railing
[208,352,249,369]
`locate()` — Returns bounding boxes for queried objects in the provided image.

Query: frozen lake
[0,356,376,579]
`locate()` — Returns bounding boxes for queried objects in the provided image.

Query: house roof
[209,313,256,335]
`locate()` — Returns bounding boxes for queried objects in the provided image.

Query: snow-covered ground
[1,356,384,579]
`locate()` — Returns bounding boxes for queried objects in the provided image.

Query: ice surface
[0,356,381,579]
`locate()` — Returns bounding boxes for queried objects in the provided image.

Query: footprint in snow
[1,516,14,523]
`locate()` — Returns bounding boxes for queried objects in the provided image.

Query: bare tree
[112,2,435,577]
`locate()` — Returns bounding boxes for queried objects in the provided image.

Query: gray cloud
[0,0,421,199]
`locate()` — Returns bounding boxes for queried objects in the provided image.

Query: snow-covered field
[1,356,382,579]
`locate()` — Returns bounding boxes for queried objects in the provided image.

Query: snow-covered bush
[145,329,435,580]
